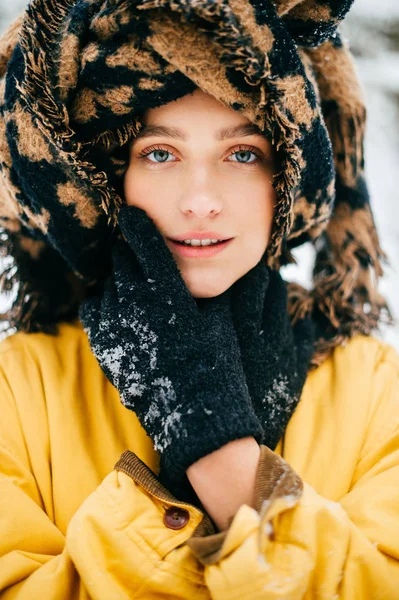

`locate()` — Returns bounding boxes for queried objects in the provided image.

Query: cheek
[232,176,275,245]
[123,166,169,210]
[124,166,143,207]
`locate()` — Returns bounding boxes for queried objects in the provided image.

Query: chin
[181,260,261,298]
[184,274,232,299]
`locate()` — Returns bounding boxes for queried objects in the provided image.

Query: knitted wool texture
[0,0,390,366]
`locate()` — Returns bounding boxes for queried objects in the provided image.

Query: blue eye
[229,150,258,163]
[147,149,173,163]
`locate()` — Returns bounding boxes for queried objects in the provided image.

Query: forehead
[132,90,275,149]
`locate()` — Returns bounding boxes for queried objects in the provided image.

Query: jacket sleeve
[186,349,399,599]
[0,361,210,599]
[0,447,211,598]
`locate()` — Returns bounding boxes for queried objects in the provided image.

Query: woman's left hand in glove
[79,203,264,488]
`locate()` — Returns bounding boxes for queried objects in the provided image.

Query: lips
[168,231,232,242]
[167,238,234,258]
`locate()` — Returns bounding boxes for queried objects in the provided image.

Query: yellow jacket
[1,320,399,599]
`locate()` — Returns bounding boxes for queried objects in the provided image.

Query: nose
[179,164,223,218]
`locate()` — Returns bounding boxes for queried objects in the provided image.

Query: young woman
[0,0,398,597]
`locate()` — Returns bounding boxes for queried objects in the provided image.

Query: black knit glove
[229,258,316,451]
[79,204,264,487]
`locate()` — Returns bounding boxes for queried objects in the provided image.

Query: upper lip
[168,231,233,241]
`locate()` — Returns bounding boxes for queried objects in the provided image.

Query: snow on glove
[79,203,264,486]
[229,258,316,451]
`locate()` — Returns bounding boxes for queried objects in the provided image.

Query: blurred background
[0,0,398,349]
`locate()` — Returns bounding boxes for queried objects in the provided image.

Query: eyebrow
[134,123,265,142]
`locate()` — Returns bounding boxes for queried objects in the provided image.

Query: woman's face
[124,88,276,298]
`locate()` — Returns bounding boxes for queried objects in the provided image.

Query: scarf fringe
[87,119,143,154]
[283,38,391,365]
[326,110,366,187]
[14,0,122,226]
[262,83,302,266]
[287,216,392,369]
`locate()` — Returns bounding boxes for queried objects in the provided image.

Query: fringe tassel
[14,0,123,227]
[262,83,303,266]
[325,110,366,188]
[88,119,143,154]
[286,212,393,369]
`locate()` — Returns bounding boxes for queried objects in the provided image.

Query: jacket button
[163,506,190,530]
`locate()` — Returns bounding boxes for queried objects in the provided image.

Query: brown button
[163,506,190,530]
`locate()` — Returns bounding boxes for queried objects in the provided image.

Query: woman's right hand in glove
[79,204,264,488]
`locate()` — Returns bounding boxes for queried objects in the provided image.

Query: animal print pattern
[0,0,390,364]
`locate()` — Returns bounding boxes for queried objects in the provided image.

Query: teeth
[183,239,223,246]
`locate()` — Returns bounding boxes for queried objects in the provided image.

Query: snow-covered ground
[1,0,398,350]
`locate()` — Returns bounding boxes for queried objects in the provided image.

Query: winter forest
[0,0,398,350]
